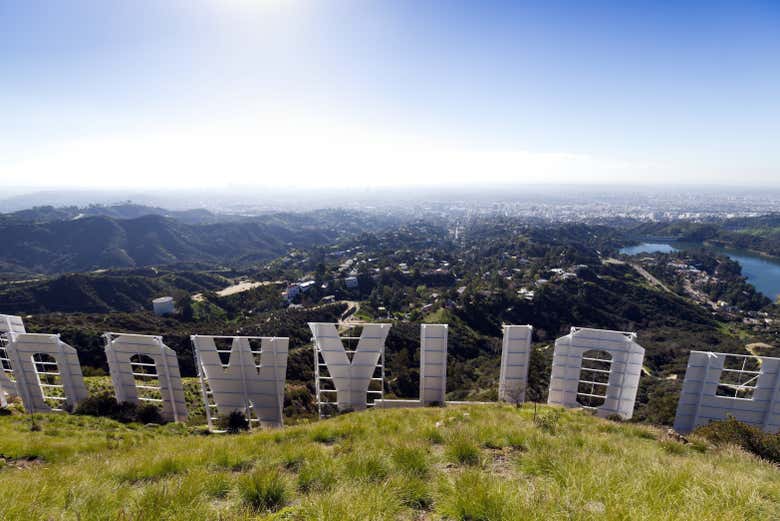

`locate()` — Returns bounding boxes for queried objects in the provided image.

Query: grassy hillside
[0,405,777,520]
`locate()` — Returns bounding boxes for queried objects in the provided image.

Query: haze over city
[2,0,779,190]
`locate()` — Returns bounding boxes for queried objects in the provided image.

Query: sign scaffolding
[311,324,387,419]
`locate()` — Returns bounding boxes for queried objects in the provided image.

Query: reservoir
[620,242,780,302]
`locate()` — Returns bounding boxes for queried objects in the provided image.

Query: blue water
[620,243,678,255]
[620,242,780,301]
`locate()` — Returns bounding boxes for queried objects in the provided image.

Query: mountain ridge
[0,214,336,275]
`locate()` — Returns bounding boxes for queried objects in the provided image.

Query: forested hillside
[0,203,219,225]
[0,269,230,314]
[0,212,406,276]
[0,215,328,274]
[629,213,780,257]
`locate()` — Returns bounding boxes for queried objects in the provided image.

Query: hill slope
[0,405,777,520]
[0,270,230,314]
[0,214,333,274]
[0,209,409,275]
[1,203,219,225]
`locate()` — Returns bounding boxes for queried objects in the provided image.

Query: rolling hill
[628,213,780,257]
[0,208,411,276]
[0,270,230,314]
[0,214,334,275]
[0,203,219,225]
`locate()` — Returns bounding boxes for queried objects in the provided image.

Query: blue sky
[1,0,779,188]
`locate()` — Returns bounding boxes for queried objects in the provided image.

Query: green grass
[238,467,291,512]
[445,436,481,465]
[0,405,778,520]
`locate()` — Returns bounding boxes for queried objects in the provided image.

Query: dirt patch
[0,455,45,470]
[487,447,516,477]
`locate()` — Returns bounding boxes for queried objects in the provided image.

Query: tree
[177,295,194,322]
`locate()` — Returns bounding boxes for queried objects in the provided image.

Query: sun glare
[218,0,292,10]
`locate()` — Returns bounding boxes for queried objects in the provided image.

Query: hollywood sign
[1,314,778,433]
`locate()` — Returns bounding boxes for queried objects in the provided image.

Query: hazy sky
[1,0,779,189]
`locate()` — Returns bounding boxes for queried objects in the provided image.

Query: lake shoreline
[620,241,780,301]
[626,236,780,262]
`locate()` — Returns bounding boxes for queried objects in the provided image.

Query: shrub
[211,449,253,472]
[660,440,687,455]
[135,404,163,425]
[343,453,389,482]
[482,437,505,450]
[423,427,444,445]
[238,467,289,512]
[506,433,528,451]
[391,446,429,477]
[534,409,562,434]
[446,438,480,466]
[310,427,338,444]
[280,450,306,472]
[81,366,107,377]
[75,393,121,417]
[74,394,136,423]
[437,470,520,520]
[392,476,433,510]
[74,393,166,424]
[217,410,249,434]
[694,418,780,464]
[118,456,185,483]
[297,458,337,492]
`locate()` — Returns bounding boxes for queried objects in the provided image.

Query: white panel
[5,333,88,413]
[104,333,188,422]
[420,324,448,405]
[192,335,289,428]
[498,325,533,403]
[0,314,26,334]
[0,315,26,405]
[548,327,644,419]
[309,323,390,411]
[374,399,424,409]
[674,351,780,434]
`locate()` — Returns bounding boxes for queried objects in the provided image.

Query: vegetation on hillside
[0,208,407,276]
[1,209,777,428]
[0,405,778,520]
[0,269,231,314]
[630,213,780,257]
[0,203,220,226]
